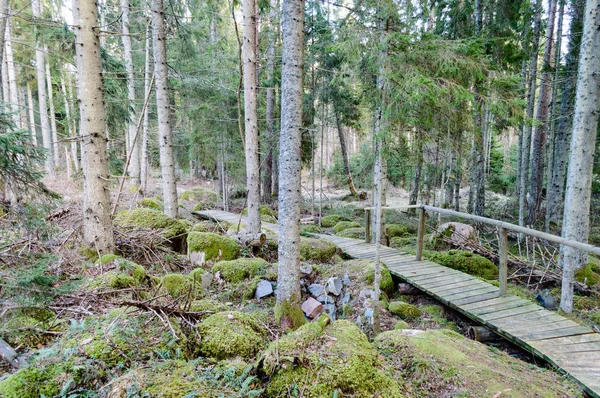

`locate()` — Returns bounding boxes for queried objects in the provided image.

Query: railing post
[498,227,508,296]
[416,207,426,261]
[365,209,372,244]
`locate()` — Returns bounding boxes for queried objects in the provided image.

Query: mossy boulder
[189,298,227,313]
[161,273,203,299]
[390,236,411,248]
[137,197,163,211]
[180,187,219,210]
[190,221,215,233]
[195,311,267,359]
[394,320,411,330]
[375,329,580,397]
[1,308,57,348]
[388,302,421,319]
[575,262,600,287]
[364,262,395,295]
[299,237,338,263]
[386,224,409,238]
[421,249,498,280]
[114,208,187,250]
[332,221,361,234]
[260,319,405,397]
[337,227,366,239]
[0,363,66,398]
[211,257,270,283]
[300,224,322,235]
[320,214,344,228]
[187,231,241,261]
[90,258,148,290]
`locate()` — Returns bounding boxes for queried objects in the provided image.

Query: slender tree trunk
[0,0,8,85]
[152,0,178,218]
[242,0,261,234]
[45,60,60,168]
[33,0,54,176]
[141,20,152,193]
[558,0,600,313]
[546,0,584,230]
[1,52,8,107]
[67,73,79,171]
[74,0,115,255]
[276,0,305,329]
[60,73,76,173]
[5,19,20,127]
[334,109,358,196]
[26,81,37,145]
[121,0,140,184]
[528,0,557,225]
[408,134,422,209]
[262,0,277,203]
[515,60,527,198]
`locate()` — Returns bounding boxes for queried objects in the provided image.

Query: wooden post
[416,207,426,261]
[498,227,508,296]
[365,209,372,243]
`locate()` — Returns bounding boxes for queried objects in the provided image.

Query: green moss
[161,273,203,299]
[299,237,338,263]
[390,236,411,248]
[114,208,187,240]
[394,320,410,330]
[179,188,219,211]
[321,214,343,228]
[389,301,421,319]
[575,263,600,287]
[262,320,405,397]
[108,273,137,289]
[337,227,366,239]
[274,298,307,330]
[407,249,498,280]
[573,295,599,311]
[332,221,361,233]
[211,257,269,283]
[1,309,57,348]
[97,253,120,264]
[137,197,163,211]
[590,311,600,324]
[300,224,322,235]
[188,267,205,282]
[191,221,213,232]
[189,298,227,313]
[0,364,61,398]
[196,311,267,359]
[187,231,241,261]
[364,262,395,295]
[386,224,409,238]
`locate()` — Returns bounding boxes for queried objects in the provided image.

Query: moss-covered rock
[90,258,148,290]
[337,227,366,239]
[274,299,307,330]
[187,231,241,261]
[190,221,215,233]
[394,320,411,330]
[211,257,270,283]
[320,214,343,228]
[137,197,163,211]
[364,262,395,295]
[179,188,219,210]
[375,329,580,397]
[418,249,498,280]
[261,319,405,397]
[0,363,64,398]
[189,298,227,313]
[332,221,361,234]
[300,224,322,235]
[1,308,57,348]
[299,237,338,263]
[390,236,411,248]
[575,262,600,287]
[388,302,421,319]
[114,208,187,247]
[195,311,267,359]
[386,224,409,238]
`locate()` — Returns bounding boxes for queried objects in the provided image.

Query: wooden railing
[365,204,600,296]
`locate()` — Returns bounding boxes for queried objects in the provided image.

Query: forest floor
[0,172,597,397]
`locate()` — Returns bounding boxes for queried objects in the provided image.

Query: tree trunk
[408,133,422,209]
[32,0,54,176]
[262,0,277,203]
[558,0,599,313]
[546,0,584,230]
[60,73,78,172]
[121,0,140,184]
[5,19,20,128]
[528,0,557,226]
[74,0,115,255]
[45,60,60,168]
[0,0,7,86]
[152,0,178,218]
[26,81,37,145]
[141,20,152,193]
[242,0,261,234]
[334,109,358,196]
[276,0,305,329]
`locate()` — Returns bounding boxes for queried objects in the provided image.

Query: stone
[322,304,337,321]
[316,294,335,304]
[341,292,351,304]
[343,273,352,286]
[255,279,273,300]
[308,283,325,297]
[364,308,374,323]
[300,264,313,275]
[200,272,214,291]
[359,288,375,301]
[302,297,323,319]
[326,277,343,296]
[356,315,363,326]
[432,222,479,247]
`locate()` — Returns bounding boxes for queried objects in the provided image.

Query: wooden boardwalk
[196,210,600,398]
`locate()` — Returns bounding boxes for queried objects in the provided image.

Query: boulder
[302,297,323,319]
[308,283,325,297]
[187,232,241,261]
[255,279,273,300]
[326,277,343,296]
[432,222,478,247]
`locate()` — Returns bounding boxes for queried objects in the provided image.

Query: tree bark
[45,60,60,168]
[32,0,54,176]
[528,0,557,226]
[276,0,305,329]
[141,20,152,193]
[0,0,7,87]
[334,109,358,196]
[558,0,599,313]
[408,133,422,210]
[262,0,277,203]
[242,0,261,234]
[74,0,115,255]
[152,0,178,218]
[26,81,37,145]
[5,19,20,128]
[60,73,78,172]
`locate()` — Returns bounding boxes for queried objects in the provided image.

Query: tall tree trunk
[546,0,584,230]
[151,0,178,218]
[528,0,557,225]
[262,16,275,203]
[0,0,7,87]
[45,60,60,168]
[121,0,140,184]
[74,0,115,255]
[558,0,599,313]
[1,52,8,107]
[32,0,54,176]
[60,73,78,172]
[276,0,305,330]
[5,19,20,127]
[26,81,37,145]
[141,19,152,193]
[334,109,358,196]
[242,0,261,234]
[408,133,422,209]
[67,73,80,171]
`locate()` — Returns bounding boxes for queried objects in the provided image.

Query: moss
[108,273,137,289]
[575,263,600,287]
[386,224,409,238]
[161,273,203,299]
[337,227,366,239]
[590,311,600,324]
[320,214,343,228]
[573,295,598,311]
[189,298,227,313]
[191,221,213,232]
[0,364,62,398]
[262,320,405,397]
[299,237,338,263]
[188,267,205,282]
[408,249,498,280]
[332,221,361,233]
[195,311,267,359]
[137,197,163,211]
[390,236,411,248]
[388,301,421,319]
[394,320,411,330]
[300,224,322,235]
[364,262,395,295]
[114,208,187,241]
[97,253,120,264]
[187,231,241,261]
[211,257,269,283]
[274,298,307,330]
[1,309,57,348]
[179,188,219,210]
[79,245,100,260]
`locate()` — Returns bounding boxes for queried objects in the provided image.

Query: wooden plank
[523,326,594,342]
[405,271,470,286]
[478,304,542,321]
[426,280,491,295]
[462,295,524,311]
[437,285,498,301]
[498,227,508,296]
[406,270,467,282]
[469,299,533,316]
[452,291,501,306]
[533,341,600,354]
[388,260,443,270]
[528,333,600,346]
[507,320,581,338]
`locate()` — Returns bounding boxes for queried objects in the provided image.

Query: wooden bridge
[196,209,600,398]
